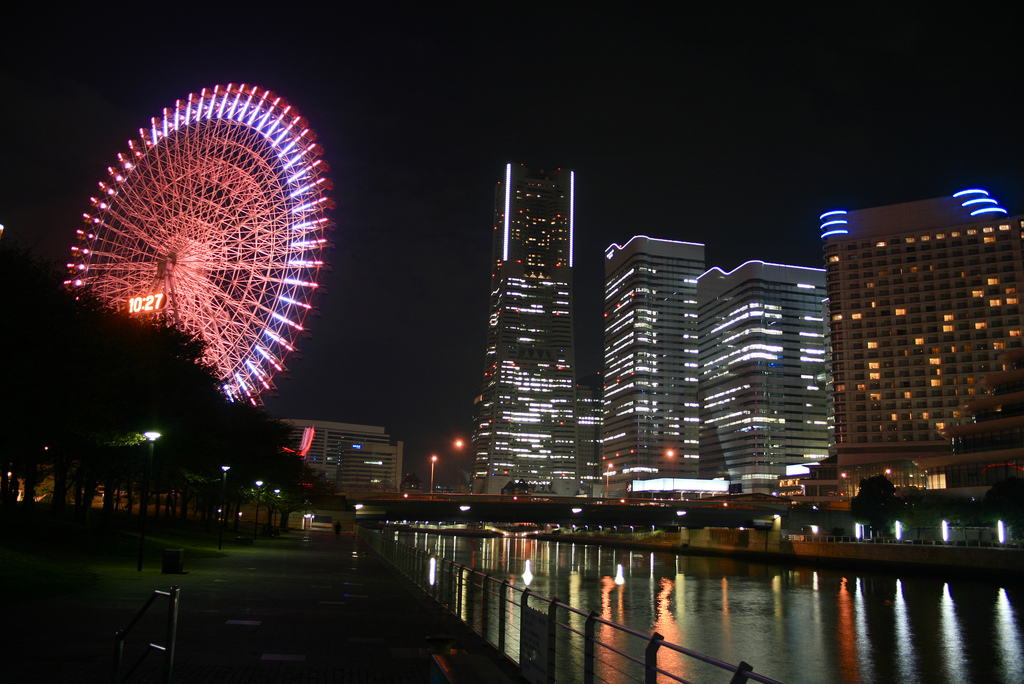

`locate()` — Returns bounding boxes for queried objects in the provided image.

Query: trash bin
[162,549,184,574]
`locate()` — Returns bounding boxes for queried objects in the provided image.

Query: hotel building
[820,189,1023,494]
[697,261,829,494]
[602,236,705,496]
[471,164,579,495]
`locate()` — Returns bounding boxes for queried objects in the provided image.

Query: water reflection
[399,531,1022,683]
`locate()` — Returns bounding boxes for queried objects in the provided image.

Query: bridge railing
[359,526,783,684]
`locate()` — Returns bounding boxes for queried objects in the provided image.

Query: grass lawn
[0,508,248,601]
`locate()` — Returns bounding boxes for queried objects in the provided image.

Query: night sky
[3,4,1022,487]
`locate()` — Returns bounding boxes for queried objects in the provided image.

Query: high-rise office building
[284,419,403,492]
[602,236,705,496]
[471,164,579,495]
[820,189,1023,493]
[575,373,603,494]
[697,261,829,494]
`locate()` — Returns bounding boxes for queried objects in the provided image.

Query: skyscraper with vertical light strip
[472,164,579,495]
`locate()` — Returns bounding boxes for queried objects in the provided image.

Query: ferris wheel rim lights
[67,83,334,405]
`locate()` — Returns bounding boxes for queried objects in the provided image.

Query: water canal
[397,530,1024,684]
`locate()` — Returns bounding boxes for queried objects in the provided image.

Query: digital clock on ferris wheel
[127,293,166,314]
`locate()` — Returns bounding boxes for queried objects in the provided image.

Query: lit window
[973,290,984,298]
[984,236,996,243]
[931,379,942,386]
[944,314,954,321]
[943,325,954,332]
[876,241,886,247]
[975,322,987,329]
[896,308,907,315]
[990,299,1003,307]
[852,313,862,319]
[983,226,994,233]
[1011,330,1022,337]
[967,229,978,235]
[867,341,878,349]
[869,362,880,369]
[915,338,925,345]
[988,278,1000,286]
[929,358,941,365]
[1007,297,1019,305]
[905,236,916,243]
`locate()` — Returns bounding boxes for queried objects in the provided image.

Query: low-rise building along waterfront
[284,419,403,492]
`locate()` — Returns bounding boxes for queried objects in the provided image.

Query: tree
[983,477,1024,538]
[851,475,897,536]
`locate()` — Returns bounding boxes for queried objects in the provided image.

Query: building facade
[284,419,403,492]
[575,373,603,494]
[602,236,705,496]
[697,261,829,494]
[821,189,1024,493]
[937,347,1024,497]
[471,164,579,495]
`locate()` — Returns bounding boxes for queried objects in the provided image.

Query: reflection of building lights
[428,557,436,586]
[523,560,533,586]
[614,563,625,585]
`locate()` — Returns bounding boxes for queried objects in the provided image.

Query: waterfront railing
[359,526,783,684]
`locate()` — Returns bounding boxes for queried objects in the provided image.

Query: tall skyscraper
[821,189,1023,494]
[697,261,829,494]
[602,236,705,496]
[472,164,579,495]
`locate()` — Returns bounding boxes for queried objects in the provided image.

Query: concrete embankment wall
[790,539,1024,573]
[679,528,1024,576]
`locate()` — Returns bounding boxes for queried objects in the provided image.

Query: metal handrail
[112,586,180,684]
[360,526,783,684]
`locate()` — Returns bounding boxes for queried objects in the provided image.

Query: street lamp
[253,480,264,538]
[218,466,230,550]
[606,463,613,499]
[430,455,438,496]
[138,431,160,572]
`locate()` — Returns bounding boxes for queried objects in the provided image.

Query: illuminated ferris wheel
[68,84,334,404]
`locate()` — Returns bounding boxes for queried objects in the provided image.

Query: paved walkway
[4,530,520,683]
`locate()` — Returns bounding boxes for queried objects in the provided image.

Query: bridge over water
[347,493,787,529]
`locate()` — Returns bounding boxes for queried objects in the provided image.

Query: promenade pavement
[3,528,520,683]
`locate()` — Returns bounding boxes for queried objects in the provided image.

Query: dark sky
[3,4,1022,487]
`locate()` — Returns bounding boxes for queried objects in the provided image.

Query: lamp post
[138,431,160,572]
[666,449,675,499]
[253,480,264,538]
[218,466,230,550]
[272,489,280,531]
[453,439,465,493]
[430,455,437,496]
[606,463,613,499]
